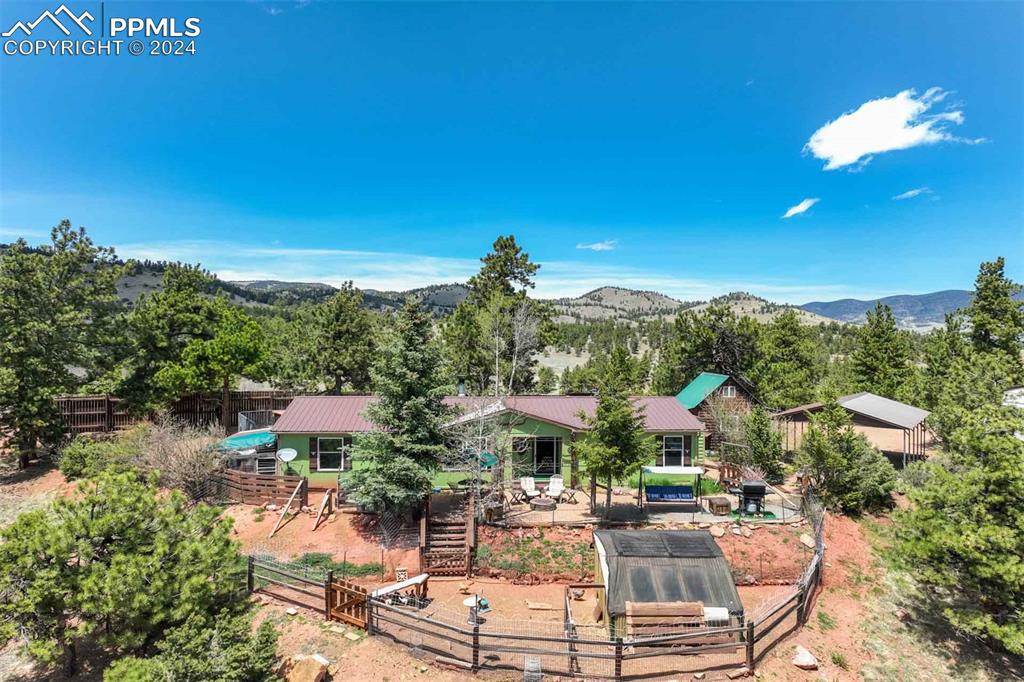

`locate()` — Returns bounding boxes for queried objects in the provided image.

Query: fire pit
[530,497,557,512]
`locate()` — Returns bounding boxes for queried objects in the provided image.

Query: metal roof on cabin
[272,394,704,434]
[774,391,929,430]
[594,530,741,615]
[675,372,730,409]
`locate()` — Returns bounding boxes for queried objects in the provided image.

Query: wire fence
[247,489,828,680]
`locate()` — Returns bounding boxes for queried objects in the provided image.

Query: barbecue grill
[728,479,767,516]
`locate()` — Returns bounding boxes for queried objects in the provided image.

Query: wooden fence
[328,577,369,628]
[210,470,308,507]
[57,391,295,435]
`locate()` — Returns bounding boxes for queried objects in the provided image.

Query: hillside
[800,290,975,330]
[547,286,686,322]
[688,292,836,325]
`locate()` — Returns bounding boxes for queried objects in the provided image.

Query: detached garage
[592,530,743,639]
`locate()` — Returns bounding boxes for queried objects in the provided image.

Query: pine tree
[154,305,269,433]
[965,257,1024,361]
[894,405,1024,655]
[346,301,453,514]
[114,264,223,413]
[743,407,785,484]
[651,305,760,394]
[753,309,821,408]
[316,282,374,394]
[466,234,539,302]
[0,222,125,468]
[0,471,246,675]
[576,347,657,516]
[849,303,913,399]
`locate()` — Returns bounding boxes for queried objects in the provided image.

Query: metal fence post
[324,570,333,622]
[246,556,254,593]
[472,622,480,672]
[614,637,623,681]
[745,619,755,671]
[366,597,374,636]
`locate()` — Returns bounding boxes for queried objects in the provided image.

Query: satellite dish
[277,448,298,463]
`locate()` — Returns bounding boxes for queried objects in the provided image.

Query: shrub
[104,610,278,682]
[292,552,383,578]
[57,427,147,480]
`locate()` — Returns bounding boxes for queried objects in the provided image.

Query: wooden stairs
[420,495,475,577]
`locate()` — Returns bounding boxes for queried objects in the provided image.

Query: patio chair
[520,477,541,500]
[547,475,566,502]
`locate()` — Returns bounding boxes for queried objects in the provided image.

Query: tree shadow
[0,459,57,487]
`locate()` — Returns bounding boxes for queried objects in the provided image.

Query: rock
[344,631,361,641]
[266,504,279,512]
[741,527,753,538]
[458,582,471,594]
[571,589,585,601]
[731,527,743,536]
[286,656,328,682]
[799,534,815,549]
[698,522,712,529]
[286,607,298,616]
[420,665,428,672]
[328,625,347,634]
[792,645,818,670]
[311,654,329,666]
[726,667,750,679]
[693,673,707,680]
[710,526,726,538]
[895,607,912,622]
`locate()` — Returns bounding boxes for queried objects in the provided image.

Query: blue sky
[1,1,1021,303]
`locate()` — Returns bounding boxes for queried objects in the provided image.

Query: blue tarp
[217,429,276,451]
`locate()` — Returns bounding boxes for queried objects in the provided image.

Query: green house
[270,394,706,491]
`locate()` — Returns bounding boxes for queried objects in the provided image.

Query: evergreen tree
[849,303,913,399]
[104,611,278,682]
[260,303,323,391]
[114,264,223,413]
[576,347,657,516]
[651,305,760,394]
[316,282,375,394]
[965,257,1024,361]
[534,365,558,394]
[154,305,269,433]
[796,398,897,513]
[441,301,491,393]
[753,309,821,408]
[743,407,785,484]
[466,234,539,302]
[0,222,125,468]
[0,471,246,675]
[345,301,453,514]
[894,405,1024,655]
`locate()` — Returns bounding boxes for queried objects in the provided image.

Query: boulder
[710,526,726,538]
[741,527,753,538]
[286,655,328,682]
[792,645,818,670]
[799,534,815,549]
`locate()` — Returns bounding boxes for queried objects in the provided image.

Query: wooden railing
[212,469,307,507]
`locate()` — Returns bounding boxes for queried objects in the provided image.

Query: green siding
[275,416,704,490]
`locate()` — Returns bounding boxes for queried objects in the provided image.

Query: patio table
[561,488,579,504]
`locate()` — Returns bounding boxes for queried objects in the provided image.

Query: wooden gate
[328,577,368,628]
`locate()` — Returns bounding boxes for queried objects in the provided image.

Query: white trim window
[657,436,686,467]
[256,457,277,475]
[317,436,351,472]
[719,385,737,398]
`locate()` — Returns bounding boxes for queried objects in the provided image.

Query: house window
[256,457,277,475]
[512,437,562,476]
[719,385,737,398]
[656,435,693,467]
[317,437,351,472]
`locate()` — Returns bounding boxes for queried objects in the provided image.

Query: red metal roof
[271,395,377,433]
[272,394,703,433]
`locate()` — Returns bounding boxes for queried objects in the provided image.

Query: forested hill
[0,242,990,327]
[799,290,983,330]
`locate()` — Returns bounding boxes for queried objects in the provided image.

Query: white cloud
[782,198,820,219]
[892,187,933,200]
[576,239,617,252]
[805,88,981,171]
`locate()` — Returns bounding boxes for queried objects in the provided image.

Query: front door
[534,437,561,476]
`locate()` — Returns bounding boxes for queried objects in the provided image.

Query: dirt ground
[4,465,1021,682]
